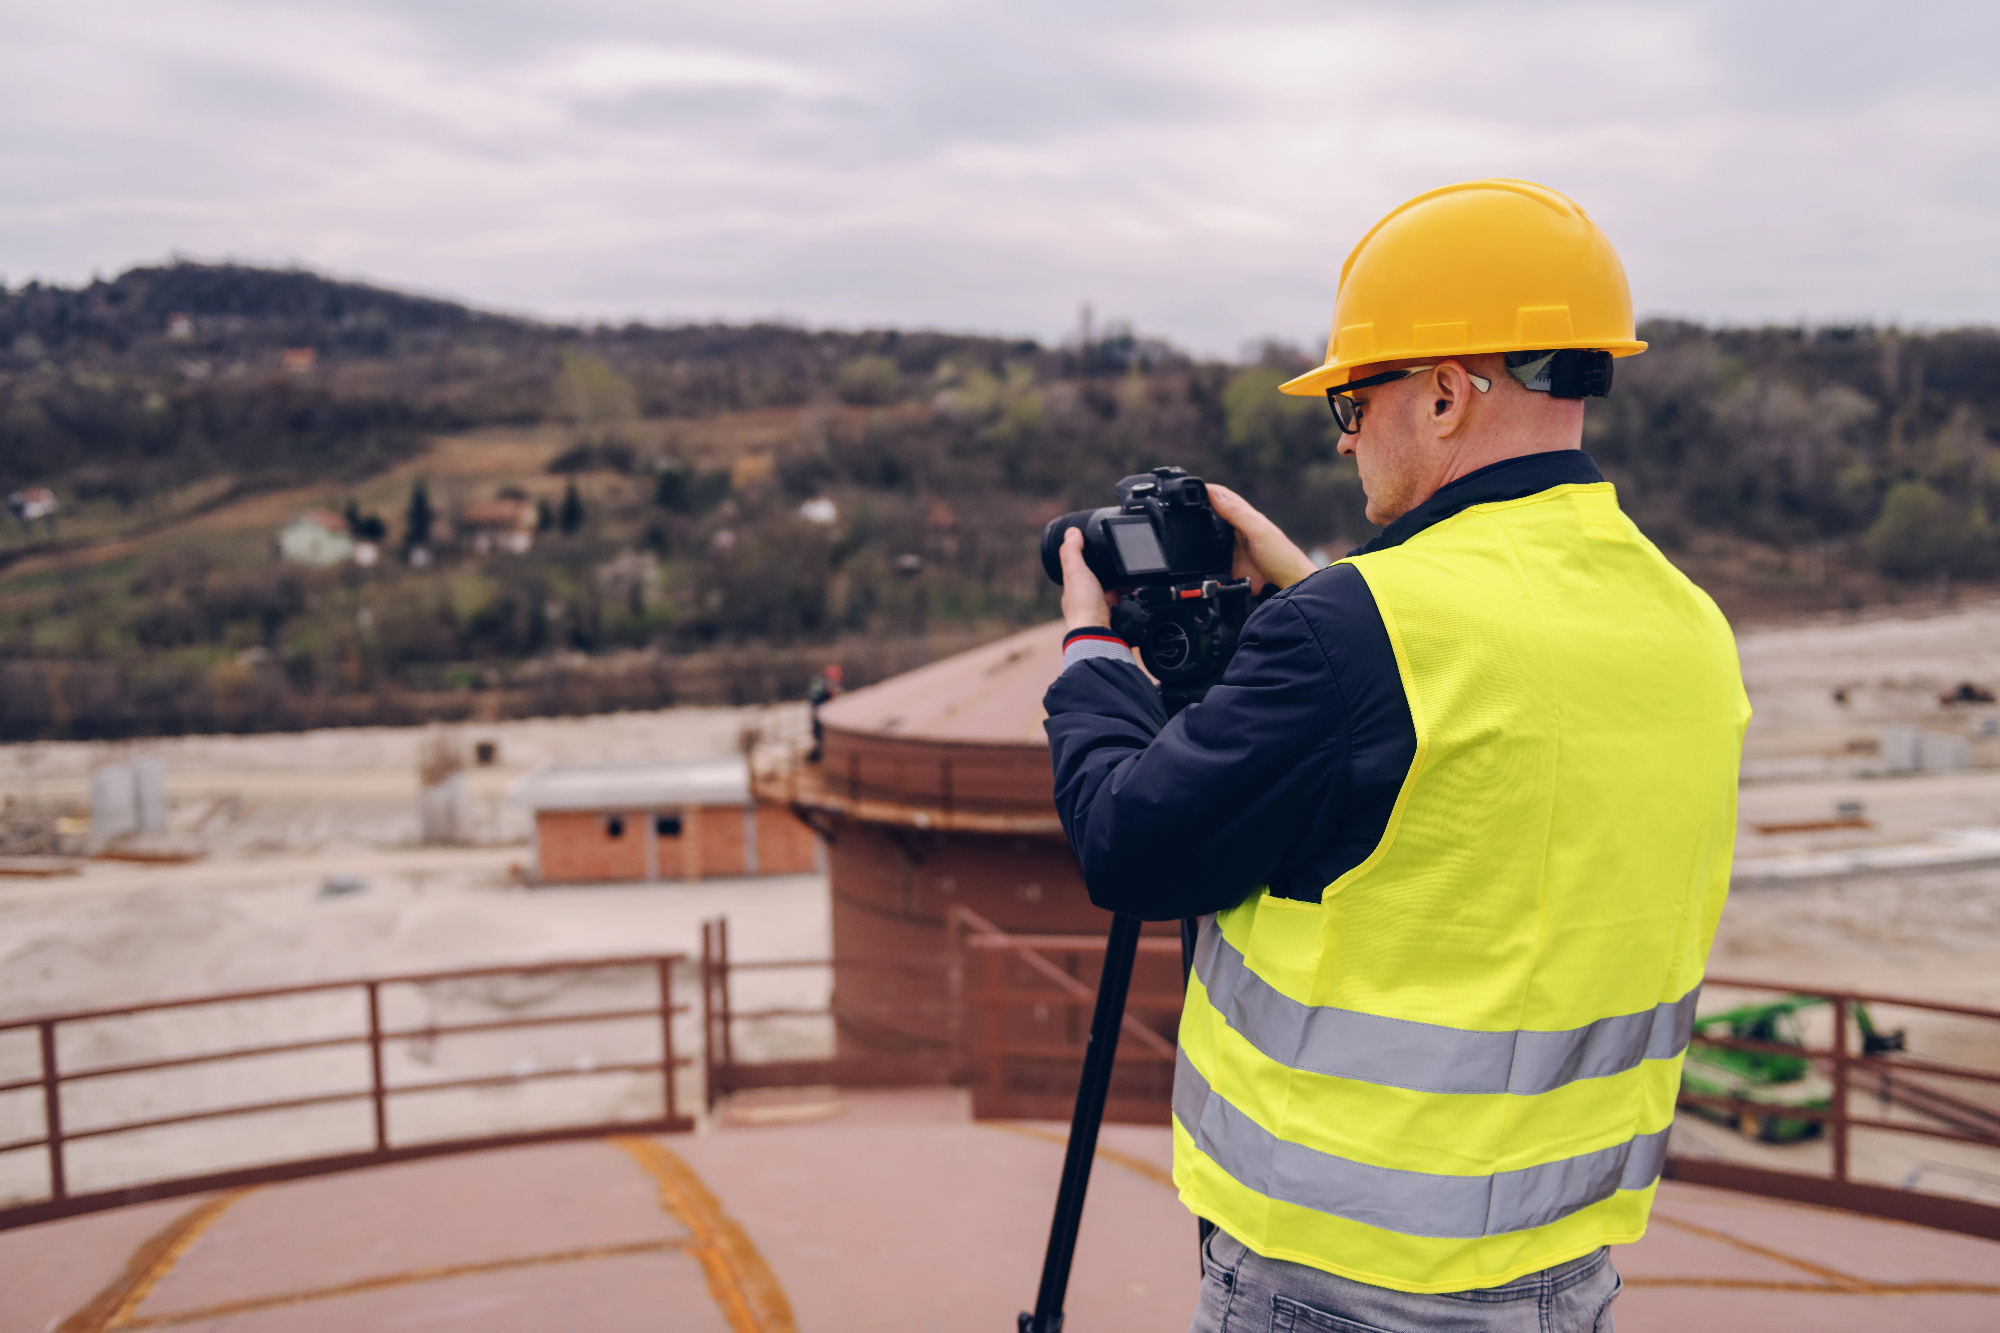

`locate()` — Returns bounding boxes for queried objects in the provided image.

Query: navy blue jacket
[1043,451,1606,920]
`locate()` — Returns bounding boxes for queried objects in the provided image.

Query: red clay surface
[8,1088,1999,1332]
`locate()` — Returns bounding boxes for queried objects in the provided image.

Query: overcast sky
[3,1,1995,355]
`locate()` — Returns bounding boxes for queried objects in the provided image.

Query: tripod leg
[1019,911,1144,1333]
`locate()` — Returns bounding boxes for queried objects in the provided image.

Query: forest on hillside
[1,263,1997,738]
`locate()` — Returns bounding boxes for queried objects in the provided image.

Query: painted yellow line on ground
[1624,1276,2000,1294]
[116,1238,688,1328]
[1644,1209,2000,1295]
[57,1188,257,1333]
[614,1136,799,1333]
[1646,1209,1869,1289]
[989,1121,1178,1190]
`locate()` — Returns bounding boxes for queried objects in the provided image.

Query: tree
[343,499,386,542]
[403,479,433,552]
[552,348,638,437]
[835,355,902,406]
[536,496,555,532]
[559,480,585,535]
[653,459,729,514]
[1862,480,1992,578]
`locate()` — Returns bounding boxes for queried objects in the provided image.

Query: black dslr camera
[1040,467,1258,714]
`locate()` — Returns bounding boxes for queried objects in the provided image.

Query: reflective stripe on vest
[1192,923,1701,1097]
[1174,1048,1670,1239]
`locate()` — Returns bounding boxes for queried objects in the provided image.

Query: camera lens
[1146,622,1192,672]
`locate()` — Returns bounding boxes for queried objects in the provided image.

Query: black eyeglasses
[1324,364,1491,435]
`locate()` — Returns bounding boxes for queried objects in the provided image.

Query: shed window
[656,814,683,838]
[605,815,625,839]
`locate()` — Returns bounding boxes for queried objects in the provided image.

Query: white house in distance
[7,486,58,526]
[459,498,536,554]
[275,510,355,566]
[509,757,821,884]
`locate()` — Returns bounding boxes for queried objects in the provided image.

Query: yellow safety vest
[1173,480,1749,1294]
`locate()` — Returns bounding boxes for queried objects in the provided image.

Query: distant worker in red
[807,663,844,762]
[1045,180,1750,1331]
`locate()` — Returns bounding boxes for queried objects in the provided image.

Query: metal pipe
[0,954,682,1031]
[658,958,678,1123]
[1832,997,1850,1183]
[39,1022,64,1201]
[701,921,719,1112]
[367,983,388,1153]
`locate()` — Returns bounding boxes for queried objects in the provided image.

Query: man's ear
[1431,360,1471,432]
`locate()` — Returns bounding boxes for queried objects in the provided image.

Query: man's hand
[1058,527,1115,630]
[1206,485,1318,591]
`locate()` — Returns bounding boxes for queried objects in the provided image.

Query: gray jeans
[1188,1228,1621,1333]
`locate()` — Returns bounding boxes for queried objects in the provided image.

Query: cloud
[1,0,1995,353]
[544,44,837,98]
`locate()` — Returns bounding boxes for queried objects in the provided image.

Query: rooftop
[816,620,1081,747]
[509,758,750,811]
[285,509,347,534]
[14,1090,1998,1333]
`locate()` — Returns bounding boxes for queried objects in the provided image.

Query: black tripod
[1017,911,1210,1333]
[1017,661,1245,1331]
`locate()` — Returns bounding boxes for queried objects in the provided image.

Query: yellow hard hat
[1279,179,1646,396]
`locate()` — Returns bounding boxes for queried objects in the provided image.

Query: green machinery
[1680,996,1904,1144]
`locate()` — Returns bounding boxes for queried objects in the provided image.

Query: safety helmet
[1279,179,1645,396]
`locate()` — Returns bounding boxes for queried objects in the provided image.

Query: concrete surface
[7,1089,1997,1333]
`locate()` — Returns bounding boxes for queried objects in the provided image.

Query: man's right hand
[1206,485,1318,591]
[1058,527,1117,630]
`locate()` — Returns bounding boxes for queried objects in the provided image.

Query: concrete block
[89,764,136,844]
[133,757,168,833]
[1880,727,1969,773]
[419,772,469,845]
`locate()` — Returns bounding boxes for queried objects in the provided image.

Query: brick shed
[510,758,821,885]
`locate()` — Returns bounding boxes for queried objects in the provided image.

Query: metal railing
[696,910,1185,1123]
[7,940,1997,1244]
[0,955,694,1232]
[1668,974,2000,1241]
[947,906,1184,1123]
[698,918,956,1106]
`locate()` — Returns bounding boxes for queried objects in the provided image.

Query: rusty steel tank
[755,620,1180,1120]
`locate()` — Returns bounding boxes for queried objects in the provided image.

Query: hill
[1,263,1996,739]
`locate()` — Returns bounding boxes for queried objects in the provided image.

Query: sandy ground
[1737,600,2000,738]
[0,703,806,854]
[3,605,2000,1210]
[0,704,833,1205]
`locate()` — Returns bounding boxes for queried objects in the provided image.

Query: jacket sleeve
[1042,587,1360,921]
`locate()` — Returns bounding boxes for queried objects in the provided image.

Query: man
[1044,180,1749,1333]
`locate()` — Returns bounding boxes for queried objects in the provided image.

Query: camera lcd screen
[1108,519,1169,576]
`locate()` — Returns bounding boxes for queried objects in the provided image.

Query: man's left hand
[1207,485,1318,591]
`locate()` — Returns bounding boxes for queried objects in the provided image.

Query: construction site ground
[7,1088,1998,1333]
[6,603,2000,1325]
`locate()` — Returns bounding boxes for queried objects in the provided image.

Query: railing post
[1064,948,1082,1048]
[366,982,388,1153]
[701,922,717,1112]
[657,957,678,1123]
[1831,995,1850,1183]
[717,918,735,1070]
[980,945,1001,1116]
[945,908,966,1083]
[39,1021,65,1201]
